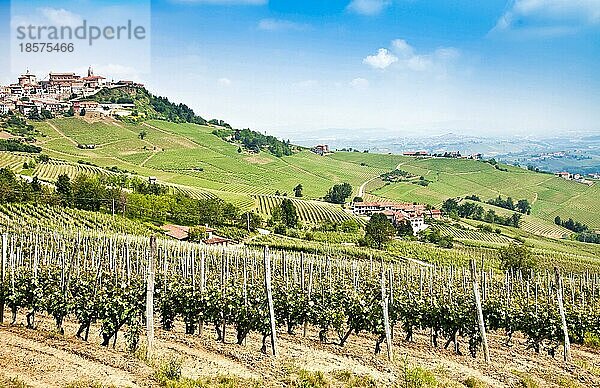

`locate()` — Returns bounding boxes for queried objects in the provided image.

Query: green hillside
[0,115,597,233]
[24,117,387,214]
[331,153,600,230]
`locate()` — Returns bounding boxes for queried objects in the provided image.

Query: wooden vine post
[0,233,6,323]
[380,267,393,362]
[554,267,571,363]
[264,246,277,356]
[199,251,205,336]
[146,236,157,360]
[470,259,490,363]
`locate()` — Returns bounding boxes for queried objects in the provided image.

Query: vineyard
[432,224,516,245]
[1,228,600,386]
[32,160,119,182]
[0,203,157,236]
[254,194,360,225]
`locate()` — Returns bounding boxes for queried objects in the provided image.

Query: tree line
[0,168,260,231]
[442,198,521,228]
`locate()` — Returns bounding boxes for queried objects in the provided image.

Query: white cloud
[258,18,309,31]
[391,39,415,58]
[346,0,391,16]
[363,48,398,69]
[350,77,369,89]
[218,77,232,86]
[39,8,83,27]
[492,0,600,35]
[176,0,267,4]
[365,39,460,73]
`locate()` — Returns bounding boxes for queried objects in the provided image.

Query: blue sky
[1,0,599,136]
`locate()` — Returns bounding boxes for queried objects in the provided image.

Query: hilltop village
[0,68,141,117]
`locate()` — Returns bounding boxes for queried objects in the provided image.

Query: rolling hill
[0,113,598,233]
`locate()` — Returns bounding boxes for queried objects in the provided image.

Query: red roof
[161,224,190,240]
[203,236,231,245]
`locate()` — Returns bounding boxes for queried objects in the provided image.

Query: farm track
[46,122,79,146]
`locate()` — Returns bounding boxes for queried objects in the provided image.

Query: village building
[0,103,11,115]
[30,98,70,114]
[15,101,37,116]
[73,100,100,113]
[18,71,37,87]
[82,67,107,89]
[49,72,81,87]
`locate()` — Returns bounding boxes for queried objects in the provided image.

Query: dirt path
[358,176,379,197]
[46,122,79,146]
[139,152,158,167]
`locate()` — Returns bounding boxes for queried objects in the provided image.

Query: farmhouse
[352,201,441,234]
[556,172,572,180]
[161,224,233,245]
[312,144,330,156]
[352,201,441,219]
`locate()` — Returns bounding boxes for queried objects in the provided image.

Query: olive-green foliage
[498,243,537,274]
[364,213,396,249]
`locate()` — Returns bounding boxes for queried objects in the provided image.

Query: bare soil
[1,310,599,387]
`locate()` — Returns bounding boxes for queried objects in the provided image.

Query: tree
[30,176,42,192]
[237,147,242,154]
[353,196,363,202]
[442,198,459,215]
[498,243,537,275]
[554,216,561,225]
[280,198,299,228]
[37,154,50,163]
[509,213,521,228]
[516,199,531,215]
[56,174,72,205]
[238,211,263,231]
[138,130,147,140]
[395,220,414,237]
[339,219,360,233]
[293,184,303,198]
[188,226,208,242]
[364,213,396,249]
[324,183,352,204]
